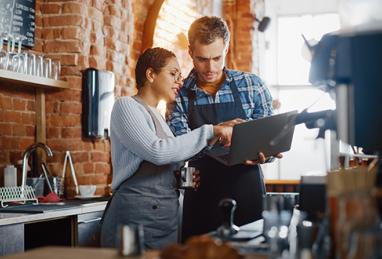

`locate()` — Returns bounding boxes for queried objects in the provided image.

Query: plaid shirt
[168,68,273,136]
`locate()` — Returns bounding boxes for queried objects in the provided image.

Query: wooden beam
[141,0,165,52]
[35,88,46,144]
[35,88,46,168]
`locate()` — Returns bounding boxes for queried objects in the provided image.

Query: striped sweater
[110,96,214,190]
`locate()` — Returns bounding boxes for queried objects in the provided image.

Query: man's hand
[244,152,283,165]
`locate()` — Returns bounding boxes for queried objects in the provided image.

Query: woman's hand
[192,170,201,189]
[212,125,233,147]
[210,118,245,147]
[174,169,201,190]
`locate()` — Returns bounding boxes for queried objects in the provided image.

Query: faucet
[21,143,53,191]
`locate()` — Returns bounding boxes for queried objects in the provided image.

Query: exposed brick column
[36,0,134,196]
[223,0,255,72]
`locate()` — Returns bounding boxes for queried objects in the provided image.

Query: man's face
[189,38,227,83]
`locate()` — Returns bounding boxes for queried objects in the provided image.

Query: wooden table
[2,220,268,259]
[2,247,160,259]
[2,246,268,259]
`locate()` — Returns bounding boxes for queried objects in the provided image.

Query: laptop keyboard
[217,153,230,161]
[208,146,229,156]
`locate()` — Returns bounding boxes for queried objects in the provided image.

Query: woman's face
[151,57,183,103]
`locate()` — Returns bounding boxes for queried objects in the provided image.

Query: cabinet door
[0,224,24,256]
[24,217,75,250]
[77,211,103,247]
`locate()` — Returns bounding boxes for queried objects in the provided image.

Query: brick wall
[223,0,255,72]
[0,0,212,196]
[0,0,136,196]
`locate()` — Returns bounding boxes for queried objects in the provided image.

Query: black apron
[181,79,266,242]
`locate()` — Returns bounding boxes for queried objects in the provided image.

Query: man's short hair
[188,16,230,49]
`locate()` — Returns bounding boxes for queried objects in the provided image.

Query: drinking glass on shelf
[43,57,51,78]
[5,34,17,71]
[35,55,44,77]
[10,35,27,73]
[51,60,61,80]
[18,52,28,74]
[26,52,36,76]
[0,32,8,70]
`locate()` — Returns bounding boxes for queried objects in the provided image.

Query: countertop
[1,246,267,259]
[0,198,108,226]
[1,246,160,259]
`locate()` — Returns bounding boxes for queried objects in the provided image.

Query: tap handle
[219,198,236,228]
[217,198,239,237]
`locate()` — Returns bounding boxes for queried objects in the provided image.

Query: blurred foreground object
[161,236,242,259]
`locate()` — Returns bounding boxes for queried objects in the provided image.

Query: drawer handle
[78,217,102,224]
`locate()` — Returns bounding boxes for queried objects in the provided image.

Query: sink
[0,212,30,219]
[0,197,108,214]
[37,202,67,206]
[0,203,75,213]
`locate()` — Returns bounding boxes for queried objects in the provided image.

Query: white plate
[74,195,102,199]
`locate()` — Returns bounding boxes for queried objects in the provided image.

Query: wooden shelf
[265,179,300,185]
[0,69,68,89]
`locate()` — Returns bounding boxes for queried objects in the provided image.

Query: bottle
[4,165,17,187]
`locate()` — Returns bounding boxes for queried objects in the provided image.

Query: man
[167,16,279,241]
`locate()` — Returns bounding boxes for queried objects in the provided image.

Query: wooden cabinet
[76,211,103,247]
[0,202,106,256]
[23,212,104,251]
[24,217,75,251]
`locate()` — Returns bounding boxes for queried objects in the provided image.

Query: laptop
[207,110,298,166]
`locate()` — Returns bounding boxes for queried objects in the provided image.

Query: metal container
[176,166,196,189]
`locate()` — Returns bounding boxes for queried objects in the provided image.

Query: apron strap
[187,89,196,115]
[132,95,170,138]
[228,78,243,104]
[187,75,244,113]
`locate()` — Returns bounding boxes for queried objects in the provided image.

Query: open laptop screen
[207,110,298,166]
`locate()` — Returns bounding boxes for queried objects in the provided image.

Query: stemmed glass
[4,33,16,71]
[10,34,27,73]
[0,31,9,70]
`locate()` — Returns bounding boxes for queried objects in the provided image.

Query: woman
[100,47,235,249]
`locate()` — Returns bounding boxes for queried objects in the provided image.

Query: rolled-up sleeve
[167,95,191,136]
[252,77,273,119]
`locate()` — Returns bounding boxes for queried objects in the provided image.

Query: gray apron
[101,96,179,249]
